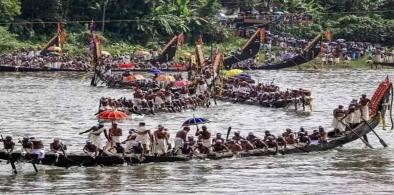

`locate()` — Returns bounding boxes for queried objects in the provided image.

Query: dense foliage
[0,0,393,52]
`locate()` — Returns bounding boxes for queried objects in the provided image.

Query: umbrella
[336,39,345,42]
[150,68,161,75]
[173,80,191,88]
[119,63,135,69]
[236,73,251,79]
[125,74,145,82]
[156,75,175,82]
[225,69,243,77]
[172,63,186,69]
[182,117,210,127]
[97,110,128,122]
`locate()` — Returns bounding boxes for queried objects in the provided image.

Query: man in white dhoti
[134,122,153,154]
[153,125,169,155]
[332,105,346,132]
[174,127,190,153]
[195,125,212,148]
[359,94,371,121]
[79,122,107,150]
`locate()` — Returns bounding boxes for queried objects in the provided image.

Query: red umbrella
[97,110,128,121]
[172,63,185,70]
[173,80,191,88]
[118,63,135,69]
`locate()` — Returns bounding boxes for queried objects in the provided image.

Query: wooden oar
[362,118,388,147]
[225,126,232,142]
[338,119,373,149]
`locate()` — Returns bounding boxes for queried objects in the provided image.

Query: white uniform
[32,149,45,160]
[174,137,184,151]
[332,117,345,131]
[135,127,151,149]
[202,138,212,148]
[154,138,167,155]
[88,127,106,149]
[352,109,361,125]
[361,105,370,121]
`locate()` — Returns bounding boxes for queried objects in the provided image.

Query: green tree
[0,0,21,22]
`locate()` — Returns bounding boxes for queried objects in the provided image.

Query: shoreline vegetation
[0,0,393,70]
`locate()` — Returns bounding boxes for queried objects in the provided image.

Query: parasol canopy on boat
[182,117,210,127]
[124,74,145,82]
[119,63,135,69]
[97,110,128,122]
[224,69,243,77]
[150,68,161,75]
[173,80,191,88]
[156,75,175,82]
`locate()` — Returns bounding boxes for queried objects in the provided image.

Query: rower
[154,125,169,155]
[359,94,371,121]
[212,140,230,153]
[175,142,193,155]
[265,136,278,149]
[282,128,293,137]
[252,138,268,149]
[332,105,346,132]
[20,137,32,153]
[318,126,328,143]
[263,130,276,141]
[246,132,258,143]
[83,140,99,158]
[226,140,242,153]
[79,122,108,150]
[195,125,212,148]
[232,131,245,142]
[298,132,311,147]
[31,138,45,161]
[285,133,298,145]
[187,136,196,147]
[132,141,145,155]
[194,141,210,154]
[240,140,254,151]
[122,129,137,153]
[50,138,67,153]
[107,122,123,148]
[309,130,320,145]
[174,127,190,152]
[1,136,15,152]
[298,127,308,136]
[106,142,125,157]
[276,136,287,149]
[212,133,225,143]
[134,122,153,154]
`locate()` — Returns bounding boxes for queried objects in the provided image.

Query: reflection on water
[1,70,394,194]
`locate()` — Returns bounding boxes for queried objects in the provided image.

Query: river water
[1,69,394,194]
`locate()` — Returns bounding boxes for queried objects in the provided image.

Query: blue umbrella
[236,73,251,79]
[182,117,210,127]
[150,68,161,75]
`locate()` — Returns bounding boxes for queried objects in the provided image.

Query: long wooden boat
[0,78,391,168]
[223,29,263,69]
[217,97,302,108]
[255,33,322,70]
[373,62,394,68]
